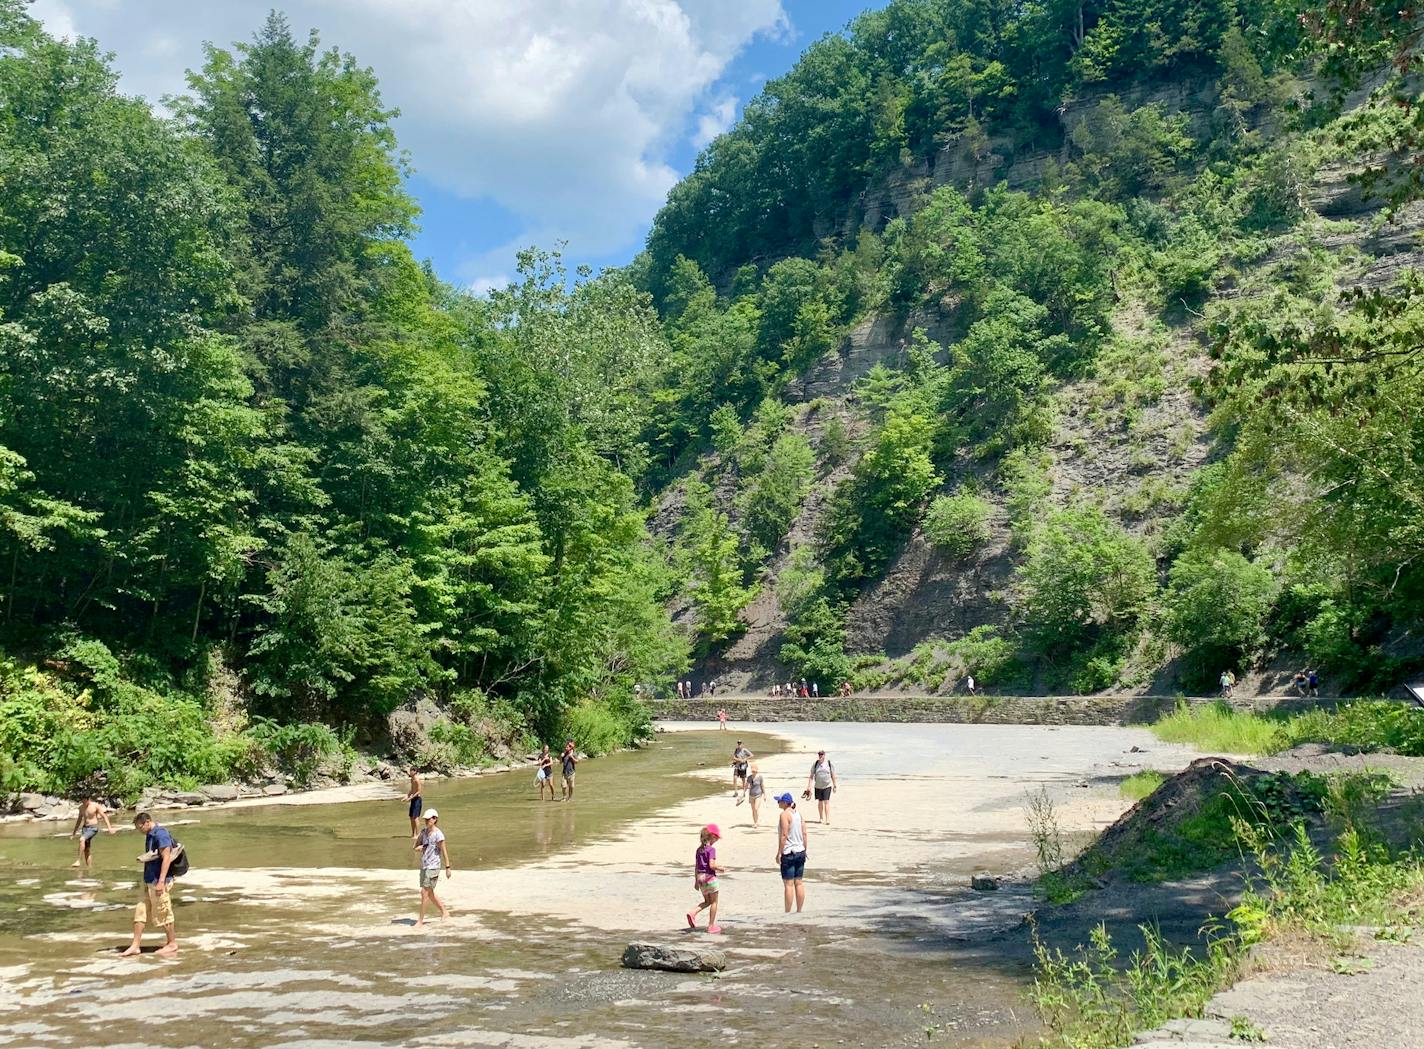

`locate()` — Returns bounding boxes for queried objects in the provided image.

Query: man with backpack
[122,812,183,957]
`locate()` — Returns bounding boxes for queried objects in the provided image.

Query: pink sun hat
[704,823,722,838]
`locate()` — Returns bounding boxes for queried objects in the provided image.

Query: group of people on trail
[686,742,835,932]
[1219,669,1238,697]
[770,680,818,698]
[677,680,719,699]
[1291,669,1321,697]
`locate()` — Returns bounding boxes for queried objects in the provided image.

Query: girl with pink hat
[687,824,723,934]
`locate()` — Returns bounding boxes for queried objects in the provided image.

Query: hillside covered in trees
[1,0,1421,797]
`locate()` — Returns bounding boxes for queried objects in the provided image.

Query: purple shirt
[695,844,716,879]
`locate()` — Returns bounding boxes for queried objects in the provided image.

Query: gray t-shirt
[747,773,764,798]
[417,827,446,869]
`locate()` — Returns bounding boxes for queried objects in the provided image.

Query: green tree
[1163,548,1277,668]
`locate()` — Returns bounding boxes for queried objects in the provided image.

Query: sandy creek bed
[0,722,1205,1049]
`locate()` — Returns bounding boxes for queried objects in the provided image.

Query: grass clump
[1147,701,1284,754]
[1149,699,1424,759]
[1119,770,1165,801]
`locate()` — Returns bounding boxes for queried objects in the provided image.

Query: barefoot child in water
[686,824,723,934]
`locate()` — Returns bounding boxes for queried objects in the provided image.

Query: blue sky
[32,0,886,292]
[405,0,882,285]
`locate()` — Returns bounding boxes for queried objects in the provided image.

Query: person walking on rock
[774,793,807,913]
[686,823,723,934]
[71,797,114,869]
[122,813,178,957]
[414,808,451,925]
[805,750,837,825]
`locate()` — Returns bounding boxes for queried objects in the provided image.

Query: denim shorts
[779,850,806,881]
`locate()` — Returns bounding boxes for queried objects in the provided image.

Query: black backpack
[169,842,190,878]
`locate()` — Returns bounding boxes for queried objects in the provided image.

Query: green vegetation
[1030,772,1424,1048]
[1119,770,1166,801]
[923,492,992,558]
[1148,700,1424,757]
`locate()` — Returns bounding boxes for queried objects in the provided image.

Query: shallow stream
[0,722,1196,1049]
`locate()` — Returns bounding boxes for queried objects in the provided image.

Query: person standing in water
[686,823,723,934]
[536,745,555,801]
[414,808,451,925]
[122,812,178,957]
[404,767,423,839]
[746,763,766,827]
[70,797,114,869]
[805,749,838,825]
[774,793,807,913]
[560,740,578,800]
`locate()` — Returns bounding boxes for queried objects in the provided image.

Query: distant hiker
[811,682,819,698]
[1292,670,1308,697]
[838,681,853,697]
[771,683,781,698]
[774,793,807,913]
[414,808,451,924]
[687,823,723,933]
[717,708,728,731]
[561,741,578,800]
[708,681,716,697]
[536,745,555,801]
[1219,670,1233,698]
[404,767,423,839]
[805,750,837,825]
[122,813,178,957]
[71,797,113,869]
[1308,669,1320,697]
[731,740,753,801]
[966,673,977,695]
[747,763,766,826]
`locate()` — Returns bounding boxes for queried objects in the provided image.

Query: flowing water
[0,722,1199,1049]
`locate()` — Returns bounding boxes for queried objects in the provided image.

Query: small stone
[262,783,289,796]
[970,874,999,891]
[621,942,726,973]
[200,784,240,802]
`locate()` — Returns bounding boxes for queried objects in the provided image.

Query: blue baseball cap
[775,792,794,805]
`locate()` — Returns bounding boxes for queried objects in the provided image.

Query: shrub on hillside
[1018,506,1156,657]
[923,492,992,558]
[1163,547,1277,672]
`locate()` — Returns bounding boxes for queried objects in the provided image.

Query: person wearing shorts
[414,808,451,924]
[746,764,766,827]
[774,793,807,912]
[730,740,752,801]
[560,741,578,800]
[404,767,423,839]
[122,812,178,957]
[536,744,555,801]
[805,750,838,825]
[71,797,113,869]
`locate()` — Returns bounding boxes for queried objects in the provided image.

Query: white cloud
[692,95,738,149]
[28,0,786,267]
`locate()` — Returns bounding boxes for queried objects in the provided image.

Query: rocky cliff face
[671,92,1421,696]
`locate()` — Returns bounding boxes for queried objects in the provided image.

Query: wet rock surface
[622,942,727,972]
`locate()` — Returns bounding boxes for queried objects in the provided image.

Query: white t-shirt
[418,827,446,869]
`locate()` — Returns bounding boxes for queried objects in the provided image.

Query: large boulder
[200,784,240,802]
[387,696,444,761]
[621,943,726,973]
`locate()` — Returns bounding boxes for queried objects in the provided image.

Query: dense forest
[1,0,1421,797]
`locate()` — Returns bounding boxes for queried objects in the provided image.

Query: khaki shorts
[134,883,174,927]
[419,868,442,889]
